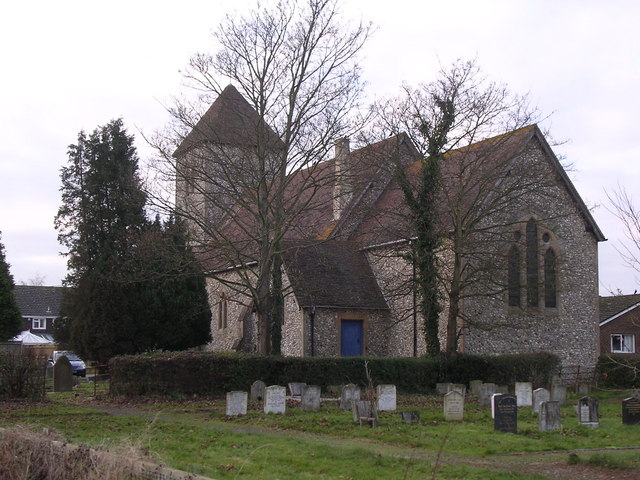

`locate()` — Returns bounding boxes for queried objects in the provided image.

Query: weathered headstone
[479,383,496,407]
[288,382,307,397]
[449,384,466,397]
[53,355,73,392]
[264,385,286,414]
[352,400,376,425]
[551,385,567,405]
[226,391,248,416]
[622,397,640,425]
[436,383,451,395]
[401,411,420,423]
[533,388,550,415]
[576,383,591,395]
[578,396,599,427]
[494,394,518,433]
[539,401,561,432]
[340,384,361,410]
[469,380,483,397]
[496,385,509,394]
[551,374,562,386]
[377,384,397,411]
[301,385,321,412]
[444,390,464,421]
[250,380,266,402]
[515,382,533,407]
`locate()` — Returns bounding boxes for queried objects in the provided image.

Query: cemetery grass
[1,389,639,480]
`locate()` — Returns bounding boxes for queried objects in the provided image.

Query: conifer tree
[0,233,22,341]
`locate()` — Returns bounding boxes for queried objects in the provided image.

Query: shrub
[597,354,640,388]
[109,351,561,397]
[0,349,46,400]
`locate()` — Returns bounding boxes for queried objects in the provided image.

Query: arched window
[526,219,539,307]
[544,248,557,308]
[508,244,521,307]
[218,293,228,330]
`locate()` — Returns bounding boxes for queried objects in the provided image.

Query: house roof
[282,240,388,310]
[173,84,284,157]
[351,125,606,247]
[599,294,640,325]
[13,285,63,317]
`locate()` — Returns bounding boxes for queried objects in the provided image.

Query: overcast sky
[1,0,638,295]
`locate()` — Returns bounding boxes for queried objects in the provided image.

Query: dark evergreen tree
[0,233,22,341]
[55,120,211,362]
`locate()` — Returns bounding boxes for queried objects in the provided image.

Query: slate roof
[173,84,284,157]
[13,285,63,317]
[599,294,640,323]
[282,240,388,310]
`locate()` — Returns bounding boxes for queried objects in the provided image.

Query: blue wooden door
[340,320,363,356]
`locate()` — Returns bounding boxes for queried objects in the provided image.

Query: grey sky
[1,0,638,294]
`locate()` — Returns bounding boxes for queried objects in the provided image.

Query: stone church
[174,85,605,370]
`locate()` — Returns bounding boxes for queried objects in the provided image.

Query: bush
[109,351,561,397]
[0,350,46,400]
[597,354,640,388]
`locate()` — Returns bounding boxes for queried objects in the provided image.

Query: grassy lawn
[1,385,639,480]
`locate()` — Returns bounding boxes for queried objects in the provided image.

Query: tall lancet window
[526,219,539,307]
[544,247,557,308]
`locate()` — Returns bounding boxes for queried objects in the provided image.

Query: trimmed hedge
[597,354,640,388]
[109,351,560,397]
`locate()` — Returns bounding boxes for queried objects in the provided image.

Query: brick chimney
[333,137,351,221]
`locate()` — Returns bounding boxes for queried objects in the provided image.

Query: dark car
[48,350,86,377]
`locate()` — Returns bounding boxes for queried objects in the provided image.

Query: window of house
[611,334,635,353]
[218,294,228,330]
[31,317,47,330]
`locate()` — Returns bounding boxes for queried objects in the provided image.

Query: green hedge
[109,351,560,397]
[597,354,640,388]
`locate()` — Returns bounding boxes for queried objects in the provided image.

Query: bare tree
[607,186,640,281]
[366,59,569,354]
[148,0,372,354]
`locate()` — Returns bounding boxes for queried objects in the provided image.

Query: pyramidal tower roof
[174,84,283,157]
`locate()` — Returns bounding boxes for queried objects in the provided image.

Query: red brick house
[600,294,640,354]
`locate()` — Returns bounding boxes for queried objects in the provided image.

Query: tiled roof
[13,285,63,317]
[599,294,640,323]
[173,84,284,157]
[282,240,388,310]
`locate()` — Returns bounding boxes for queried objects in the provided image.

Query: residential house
[599,294,640,354]
[175,85,605,370]
[13,285,62,343]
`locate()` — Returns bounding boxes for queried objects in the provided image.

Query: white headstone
[515,382,533,407]
[444,390,464,421]
[533,388,550,415]
[264,385,286,414]
[377,384,397,411]
[491,393,501,418]
[226,391,248,416]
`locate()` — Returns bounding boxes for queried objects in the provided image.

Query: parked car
[48,350,86,377]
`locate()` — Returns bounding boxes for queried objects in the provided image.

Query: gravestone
[444,390,464,421]
[491,393,501,418]
[288,382,307,397]
[377,384,397,411]
[449,384,466,397]
[515,382,533,407]
[496,385,509,394]
[533,388,550,415]
[226,391,248,416]
[301,385,321,411]
[340,384,361,410]
[264,385,287,414]
[469,380,483,397]
[250,380,266,402]
[401,411,420,423]
[551,385,567,405]
[436,383,451,395]
[576,383,591,395]
[578,396,599,427]
[493,394,518,433]
[539,401,561,432]
[479,383,496,407]
[352,400,376,425]
[53,355,73,392]
[622,397,640,425]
